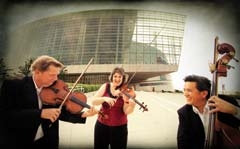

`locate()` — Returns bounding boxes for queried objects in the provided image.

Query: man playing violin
[177,74,240,149]
[0,55,97,149]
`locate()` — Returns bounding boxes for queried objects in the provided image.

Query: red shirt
[97,83,127,126]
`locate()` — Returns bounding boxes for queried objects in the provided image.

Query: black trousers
[94,121,128,149]
[32,136,58,149]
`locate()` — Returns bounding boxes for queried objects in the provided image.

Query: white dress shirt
[33,78,44,141]
[192,104,210,137]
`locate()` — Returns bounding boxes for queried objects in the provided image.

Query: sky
[169,2,240,92]
[2,0,240,93]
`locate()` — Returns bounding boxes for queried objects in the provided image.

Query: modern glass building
[6,9,186,90]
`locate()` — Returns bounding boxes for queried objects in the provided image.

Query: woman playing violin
[0,55,97,149]
[91,67,136,149]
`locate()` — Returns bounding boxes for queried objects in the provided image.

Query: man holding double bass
[177,38,240,149]
[177,74,240,149]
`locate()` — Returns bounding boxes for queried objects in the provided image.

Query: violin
[205,36,240,149]
[120,84,148,112]
[40,79,87,113]
[40,79,106,118]
[40,58,106,119]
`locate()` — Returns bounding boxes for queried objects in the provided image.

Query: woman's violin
[119,84,148,112]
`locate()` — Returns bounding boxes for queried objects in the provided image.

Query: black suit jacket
[177,95,240,149]
[0,77,87,149]
[177,104,205,149]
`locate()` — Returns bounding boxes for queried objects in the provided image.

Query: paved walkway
[59,91,186,149]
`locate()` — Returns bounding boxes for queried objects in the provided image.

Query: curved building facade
[6,9,186,88]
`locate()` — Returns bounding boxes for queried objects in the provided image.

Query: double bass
[205,36,240,149]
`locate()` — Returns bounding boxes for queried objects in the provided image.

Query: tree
[17,57,35,77]
[0,58,11,80]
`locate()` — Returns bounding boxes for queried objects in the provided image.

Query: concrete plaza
[59,91,186,149]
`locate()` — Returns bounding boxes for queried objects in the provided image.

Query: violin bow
[126,71,136,86]
[58,58,94,110]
